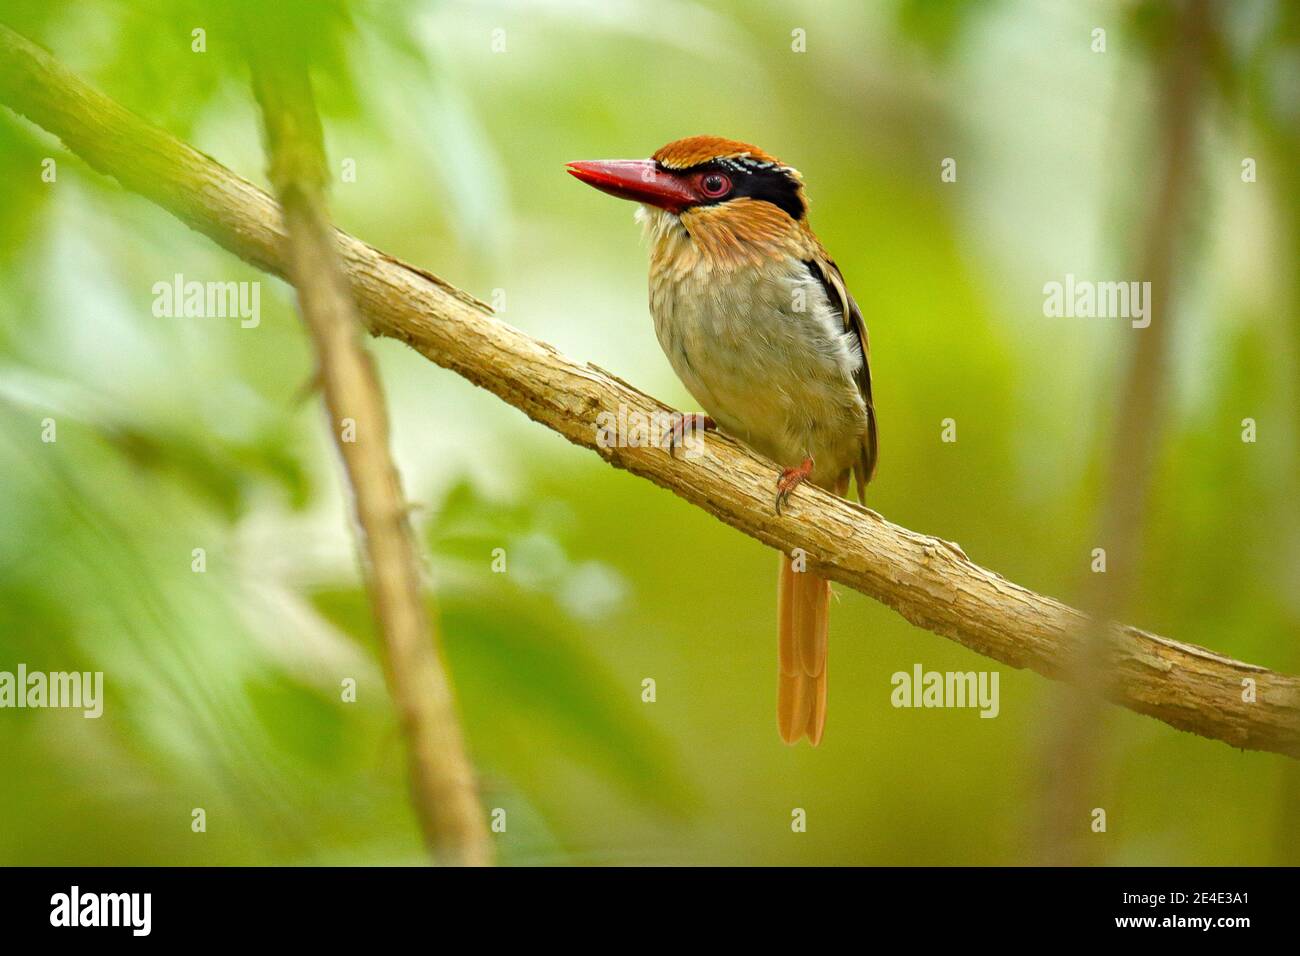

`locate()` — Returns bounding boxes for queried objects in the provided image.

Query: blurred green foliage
[0,0,1296,865]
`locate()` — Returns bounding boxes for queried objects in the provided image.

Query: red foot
[663,412,716,458]
[775,457,815,515]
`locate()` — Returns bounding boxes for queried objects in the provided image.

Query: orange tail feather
[778,553,830,745]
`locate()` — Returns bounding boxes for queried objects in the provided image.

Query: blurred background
[0,0,1296,865]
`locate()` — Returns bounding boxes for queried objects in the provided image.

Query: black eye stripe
[736,169,805,220]
[664,158,806,220]
[650,159,800,217]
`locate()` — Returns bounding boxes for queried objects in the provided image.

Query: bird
[566,136,876,746]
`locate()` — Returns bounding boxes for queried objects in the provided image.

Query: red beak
[566,159,696,214]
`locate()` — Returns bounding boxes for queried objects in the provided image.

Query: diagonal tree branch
[1,22,1297,759]
[247,42,490,865]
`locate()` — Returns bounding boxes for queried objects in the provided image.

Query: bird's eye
[699,172,732,198]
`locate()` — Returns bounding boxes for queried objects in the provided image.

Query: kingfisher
[567,136,877,745]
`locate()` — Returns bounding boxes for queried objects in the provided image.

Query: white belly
[648,254,868,483]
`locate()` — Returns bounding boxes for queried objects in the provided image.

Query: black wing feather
[803,258,878,498]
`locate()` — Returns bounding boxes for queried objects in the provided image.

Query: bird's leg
[663,412,716,458]
[775,456,815,515]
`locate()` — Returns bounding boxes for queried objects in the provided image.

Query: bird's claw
[664,412,716,458]
[774,457,815,515]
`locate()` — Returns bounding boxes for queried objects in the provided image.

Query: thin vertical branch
[249,52,491,865]
[1038,0,1211,864]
